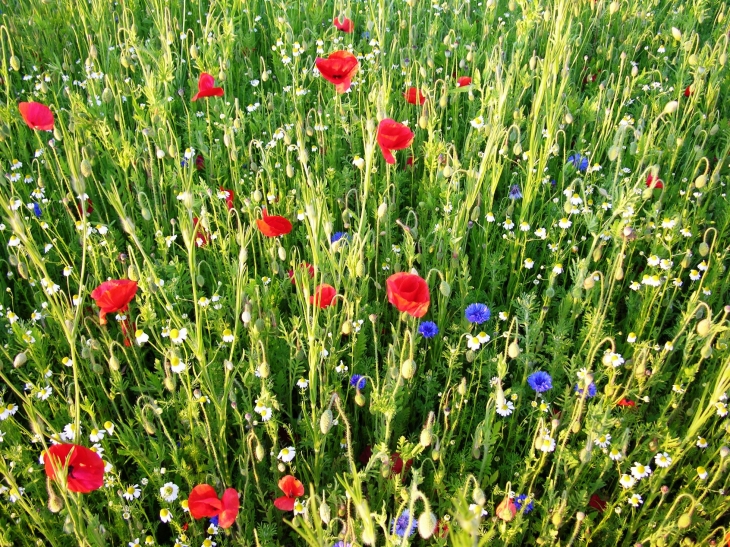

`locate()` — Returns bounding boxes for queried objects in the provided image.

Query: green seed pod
[699,242,709,256]
[13,352,27,368]
[418,512,437,539]
[401,359,416,379]
[355,391,366,407]
[439,280,451,297]
[320,409,333,434]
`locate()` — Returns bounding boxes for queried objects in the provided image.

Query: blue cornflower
[567,153,589,172]
[527,371,552,393]
[350,374,366,390]
[418,321,439,338]
[331,232,349,244]
[180,158,189,168]
[514,494,534,514]
[391,509,416,538]
[465,303,491,324]
[508,184,523,200]
[332,543,352,547]
[210,515,219,526]
[575,382,597,398]
[362,31,370,40]
[32,202,42,218]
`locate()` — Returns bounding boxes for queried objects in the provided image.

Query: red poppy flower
[315,51,359,94]
[588,494,607,513]
[386,272,430,318]
[359,445,373,465]
[191,73,224,101]
[390,453,413,475]
[377,119,415,164]
[188,484,222,519]
[76,197,93,217]
[405,155,414,169]
[219,187,235,211]
[684,85,692,97]
[256,208,292,237]
[44,444,104,493]
[435,519,449,538]
[90,279,138,325]
[311,284,337,308]
[274,475,305,511]
[195,154,205,171]
[646,173,664,189]
[193,217,208,247]
[333,16,354,33]
[616,398,636,407]
[218,488,240,529]
[288,263,315,284]
[403,87,426,105]
[456,76,472,87]
[19,101,54,131]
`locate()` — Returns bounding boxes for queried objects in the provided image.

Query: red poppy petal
[19,102,54,130]
[188,484,223,519]
[45,444,104,493]
[274,496,295,511]
[218,488,240,528]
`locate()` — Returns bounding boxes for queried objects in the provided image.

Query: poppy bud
[320,409,334,434]
[355,391,366,407]
[697,319,711,337]
[120,54,131,68]
[609,1,618,14]
[377,202,388,218]
[253,189,263,202]
[671,27,682,41]
[564,111,573,124]
[677,513,692,528]
[277,463,286,473]
[47,479,64,513]
[473,487,486,506]
[571,421,581,433]
[695,173,707,188]
[356,260,365,277]
[418,512,437,539]
[466,350,476,363]
[255,442,265,461]
[439,280,451,297]
[614,266,624,280]
[419,115,428,129]
[420,427,432,447]
[458,377,467,396]
[663,101,679,115]
[607,146,619,162]
[10,54,21,72]
[89,44,98,59]
[583,276,595,290]
[552,511,563,527]
[258,361,270,378]
[80,159,93,178]
[508,340,520,359]
[101,87,113,103]
[286,164,294,178]
[401,359,416,379]
[13,352,27,368]
[442,165,453,178]
[109,354,120,372]
[168,143,177,157]
[439,94,447,108]
[319,502,331,524]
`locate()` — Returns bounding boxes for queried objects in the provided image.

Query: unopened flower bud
[320,409,333,434]
[418,512,437,539]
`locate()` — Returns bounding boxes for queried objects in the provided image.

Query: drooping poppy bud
[191,73,224,101]
[333,16,354,33]
[376,119,415,164]
[403,87,426,105]
[19,102,54,131]
[315,51,359,94]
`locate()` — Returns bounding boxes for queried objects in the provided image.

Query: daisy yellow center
[170,329,179,339]
[127,486,136,495]
[281,448,289,456]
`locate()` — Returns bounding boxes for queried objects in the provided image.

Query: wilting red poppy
[386,272,430,318]
[76,197,93,217]
[193,217,208,247]
[191,73,224,101]
[646,173,664,189]
[274,475,305,511]
[333,16,354,33]
[496,498,517,521]
[377,119,415,164]
[19,101,54,131]
[311,284,337,308]
[588,494,607,513]
[456,76,472,87]
[435,519,449,538]
[616,398,636,407]
[390,453,413,475]
[44,444,104,493]
[288,263,315,284]
[195,154,205,171]
[315,51,359,94]
[403,87,426,105]
[684,85,692,97]
[359,445,373,465]
[90,279,138,325]
[256,208,292,237]
[219,187,235,211]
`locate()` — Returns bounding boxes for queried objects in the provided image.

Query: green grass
[0,0,729,545]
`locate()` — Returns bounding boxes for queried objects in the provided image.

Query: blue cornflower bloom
[350,374,366,390]
[210,515,219,526]
[465,303,491,324]
[567,153,589,172]
[362,31,370,40]
[514,494,534,514]
[527,371,552,393]
[331,231,349,244]
[332,543,352,547]
[575,382,597,398]
[32,202,42,218]
[508,184,523,200]
[180,158,189,168]
[391,509,416,538]
[418,321,439,338]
